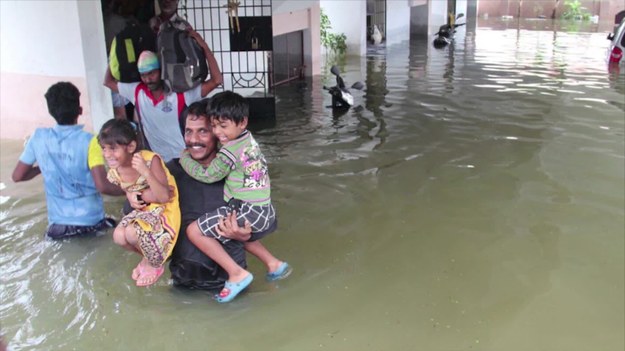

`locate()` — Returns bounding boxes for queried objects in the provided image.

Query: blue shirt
[19,125,105,226]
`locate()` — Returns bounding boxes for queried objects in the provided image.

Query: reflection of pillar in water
[444,44,455,92]
[365,56,388,118]
[362,55,389,148]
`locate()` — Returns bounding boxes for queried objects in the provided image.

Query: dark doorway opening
[272,30,304,87]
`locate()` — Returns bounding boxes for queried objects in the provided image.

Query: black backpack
[157,20,208,92]
[109,20,157,83]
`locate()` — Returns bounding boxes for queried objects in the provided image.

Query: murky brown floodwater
[1,19,624,350]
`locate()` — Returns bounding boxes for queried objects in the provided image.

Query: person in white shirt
[104,30,222,162]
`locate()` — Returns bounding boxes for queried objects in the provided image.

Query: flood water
[1,19,624,350]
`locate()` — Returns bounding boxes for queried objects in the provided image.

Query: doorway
[272,30,305,86]
[367,0,386,45]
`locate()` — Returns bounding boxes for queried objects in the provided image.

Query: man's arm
[188,29,223,97]
[90,165,124,196]
[88,136,124,196]
[12,161,40,182]
[103,67,120,93]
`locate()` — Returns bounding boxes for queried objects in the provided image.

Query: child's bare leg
[113,225,136,252]
[123,225,139,247]
[188,222,250,283]
[244,240,283,273]
[126,225,165,286]
[114,224,146,280]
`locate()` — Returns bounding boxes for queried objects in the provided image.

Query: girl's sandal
[131,262,145,281]
[136,266,165,287]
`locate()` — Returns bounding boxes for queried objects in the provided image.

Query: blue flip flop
[266,262,292,282]
[216,273,253,303]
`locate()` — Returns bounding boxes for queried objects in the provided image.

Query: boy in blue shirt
[12,82,122,239]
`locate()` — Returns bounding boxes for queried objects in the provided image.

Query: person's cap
[137,51,160,73]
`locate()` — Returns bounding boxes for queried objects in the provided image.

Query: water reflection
[356,53,389,150]
[1,19,624,350]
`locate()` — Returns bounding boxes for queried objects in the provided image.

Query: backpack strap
[176,92,189,135]
[176,92,186,119]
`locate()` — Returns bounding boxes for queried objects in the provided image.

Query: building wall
[603,1,624,25]
[272,0,321,76]
[477,0,620,20]
[1,0,324,141]
[0,0,111,140]
[320,0,367,56]
[386,0,412,46]
[429,0,449,35]
[76,1,111,133]
[273,0,317,14]
[412,0,471,39]
[456,0,468,18]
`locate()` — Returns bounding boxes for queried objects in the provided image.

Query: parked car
[606,18,625,66]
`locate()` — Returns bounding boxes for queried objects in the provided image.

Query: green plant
[561,0,589,20]
[320,9,347,55]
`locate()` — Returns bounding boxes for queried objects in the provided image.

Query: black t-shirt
[167,158,246,291]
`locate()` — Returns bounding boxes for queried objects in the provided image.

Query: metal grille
[183,0,273,97]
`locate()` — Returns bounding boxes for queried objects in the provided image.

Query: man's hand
[187,28,209,49]
[127,191,145,209]
[187,28,200,39]
[103,67,120,93]
[216,211,251,241]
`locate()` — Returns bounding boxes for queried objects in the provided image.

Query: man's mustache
[186,143,207,148]
[147,82,161,90]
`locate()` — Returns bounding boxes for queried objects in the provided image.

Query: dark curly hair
[208,91,248,125]
[179,98,210,135]
[44,82,81,125]
[98,118,138,147]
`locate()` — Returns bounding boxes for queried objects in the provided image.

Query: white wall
[273,0,318,14]
[386,0,411,46]
[272,3,322,76]
[320,0,367,56]
[0,1,85,76]
[77,1,114,132]
[428,0,467,35]
[0,0,112,140]
[456,0,468,18]
[429,0,448,35]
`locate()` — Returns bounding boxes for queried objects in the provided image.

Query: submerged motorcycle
[433,13,465,48]
[323,65,364,110]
